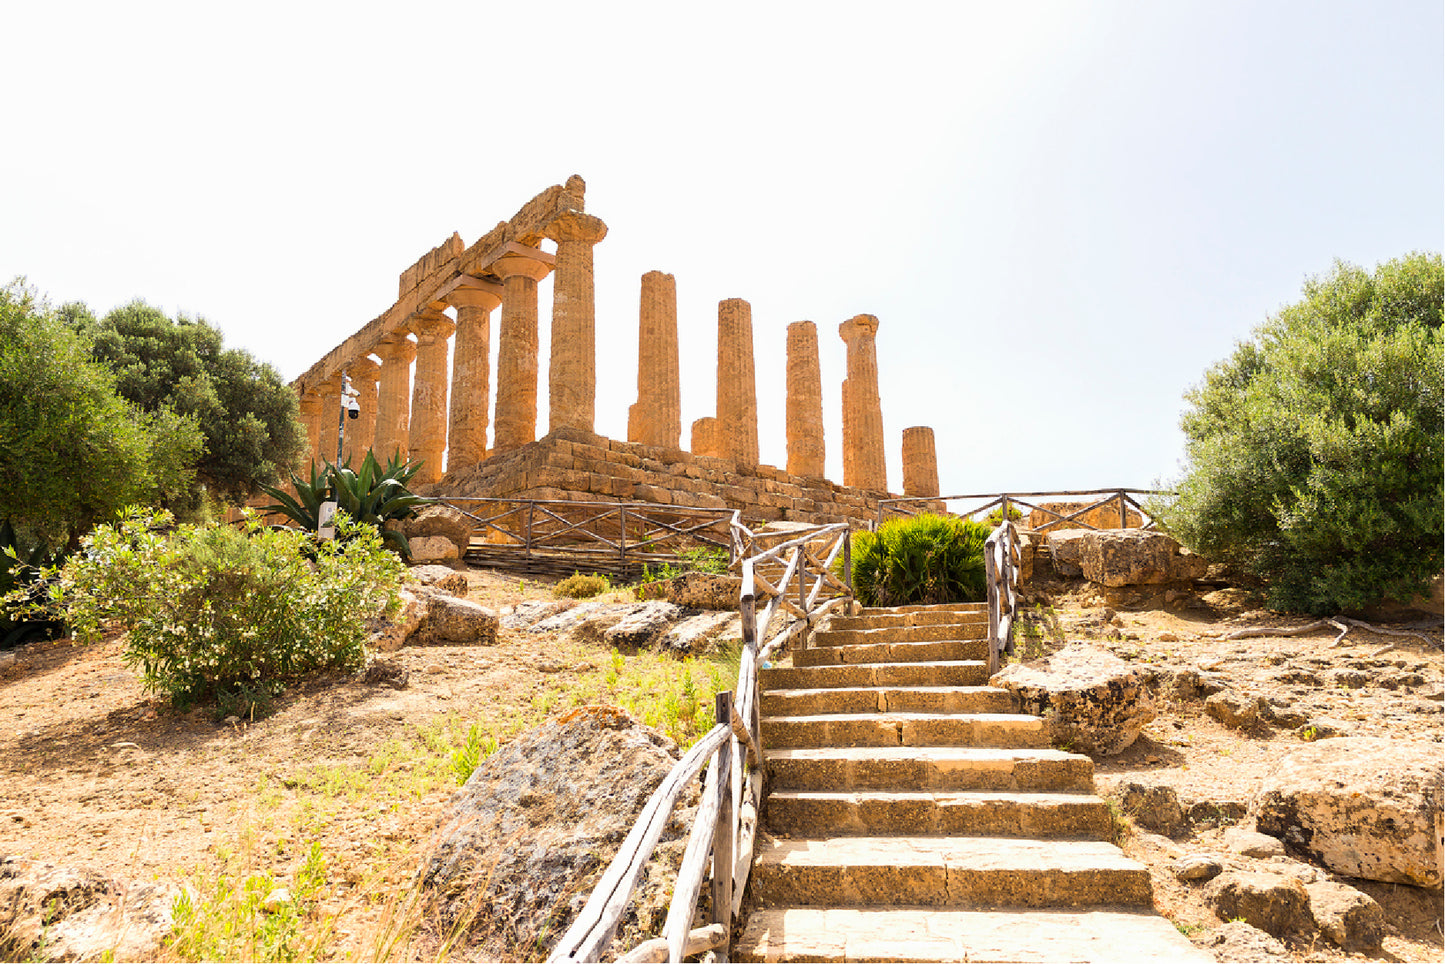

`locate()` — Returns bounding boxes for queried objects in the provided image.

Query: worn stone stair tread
[794,639,987,666]
[735,906,1215,963]
[829,609,988,629]
[761,660,989,689]
[761,685,1015,716]
[752,836,1153,907]
[811,624,987,646]
[762,712,1047,749]
[765,745,1096,793]
[767,789,1111,837]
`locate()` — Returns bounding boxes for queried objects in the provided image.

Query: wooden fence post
[1118,489,1127,529]
[710,691,734,947]
[842,531,853,600]
[525,501,535,564]
[619,505,628,573]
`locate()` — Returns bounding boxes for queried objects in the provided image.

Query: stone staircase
[734,602,1209,963]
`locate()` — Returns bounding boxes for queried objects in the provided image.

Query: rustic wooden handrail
[548,519,855,963]
[876,487,1175,532]
[984,520,1021,676]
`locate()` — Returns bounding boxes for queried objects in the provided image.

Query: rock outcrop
[1252,737,1443,887]
[1048,529,1206,587]
[989,643,1157,756]
[421,706,695,956]
[0,857,176,963]
[1204,870,1314,940]
[400,504,475,559]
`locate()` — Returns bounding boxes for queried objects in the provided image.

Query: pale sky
[4,1,1440,498]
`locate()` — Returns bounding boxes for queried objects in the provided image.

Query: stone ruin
[290,176,943,526]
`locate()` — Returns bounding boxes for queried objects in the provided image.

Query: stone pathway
[735,602,1210,963]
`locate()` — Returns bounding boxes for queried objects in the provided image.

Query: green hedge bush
[39,508,404,715]
[844,513,990,608]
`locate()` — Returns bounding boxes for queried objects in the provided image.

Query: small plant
[450,722,500,785]
[1174,922,1206,937]
[677,546,729,575]
[259,450,433,556]
[1106,798,1134,845]
[554,572,610,599]
[841,513,990,608]
[984,504,1024,527]
[1299,725,1319,742]
[19,507,404,716]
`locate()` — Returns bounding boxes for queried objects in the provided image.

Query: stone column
[839,314,887,492]
[786,321,825,478]
[717,298,759,466]
[297,390,324,468]
[344,355,380,465]
[408,309,456,484]
[315,374,343,469]
[628,271,681,449]
[447,286,501,473]
[491,250,552,453]
[372,333,416,463]
[902,426,942,512]
[545,211,608,436]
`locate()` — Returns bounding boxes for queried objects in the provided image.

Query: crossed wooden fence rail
[434,497,736,580]
[877,487,1173,533]
[985,519,1021,676]
[547,519,855,964]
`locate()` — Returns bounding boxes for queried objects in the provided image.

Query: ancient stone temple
[291,176,941,527]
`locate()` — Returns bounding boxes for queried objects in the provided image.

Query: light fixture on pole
[319,372,362,540]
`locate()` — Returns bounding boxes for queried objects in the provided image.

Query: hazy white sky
[4,1,1440,496]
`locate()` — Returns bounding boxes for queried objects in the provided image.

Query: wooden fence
[547,520,854,963]
[877,487,1173,532]
[435,498,736,581]
[984,520,1021,676]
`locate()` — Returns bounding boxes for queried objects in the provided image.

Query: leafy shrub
[843,513,990,607]
[1164,253,1442,614]
[39,508,403,715]
[984,504,1023,526]
[0,520,67,648]
[554,572,609,599]
[259,450,432,556]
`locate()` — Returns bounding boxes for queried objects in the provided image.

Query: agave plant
[259,451,433,555]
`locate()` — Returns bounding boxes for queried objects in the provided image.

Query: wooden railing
[548,520,854,964]
[984,520,1021,676]
[877,487,1173,532]
[435,497,735,580]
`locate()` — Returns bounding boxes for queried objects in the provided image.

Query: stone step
[760,685,1015,717]
[763,713,1047,749]
[735,907,1215,963]
[766,790,1114,839]
[751,836,1153,908]
[761,660,989,691]
[858,602,989,617]
[813,623,986,647]
[828,609,988,631]
[793,638,987,667]
[766,746,1095,793]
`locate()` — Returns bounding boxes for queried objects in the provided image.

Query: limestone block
[1205,871,1313,940]
[408,310,455,484]
[1253,737,1443,887]
[446,285,500,474]
[839,314,886,492]
[409,535,460,563]
[372,334,416,463]
[492,250,552,453]
[989,644,1157,756]
[407,565,469,596]
[545,211,607,435]
[691,416,722,458]
[628,271,682,448]
[716,299,759,466]
[786,320,826,478]
[901,426,941,499]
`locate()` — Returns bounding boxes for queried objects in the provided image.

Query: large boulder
[368,588,427,652]
[989,643,1157,756]
[421,706,695,956]
[413,586,498,645]
[603,601,685,649]
[638,572,742,611]
[408,565,469,596]
[408,535,460,564]
[400,504,475,557]
[1305,880,1385,952]
[0,857,177,963]
[1046,529,1205,586]
[1252,737,1443,887]
[1204,870,1314,940]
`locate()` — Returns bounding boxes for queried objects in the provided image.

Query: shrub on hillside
[554,572,610,599]
[844,513,990,608]
[1164,253,1442,614]
[32,508,404,716]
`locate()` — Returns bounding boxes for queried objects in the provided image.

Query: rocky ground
[0,567,1440,962]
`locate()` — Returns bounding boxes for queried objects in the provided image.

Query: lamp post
[318,373,361,540]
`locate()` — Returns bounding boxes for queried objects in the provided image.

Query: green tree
[73,300,306,513]
[1165,253,1443,614]
[0,282,202,548]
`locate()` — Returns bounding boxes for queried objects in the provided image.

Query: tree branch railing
[434,497,736,579]
[984,520,1021,676]
[877,487,1175,533]
[548,520,854,964]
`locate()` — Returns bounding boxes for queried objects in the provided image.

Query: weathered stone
[408,309,455,483]
[1223,827,1286,858]
[1109,780,1186,836]
[344,355,380,464]
[785,321,825,478]
[1171,853,1223,881]
[545,210,607,435]
[407,564,468,596]
[1304,880,1385,952]
[1253,737,1443,887]
[446,285,500,473]
[602,601,684,649]
[0,856,177,963]
[401,504,474,556]
[989,643,1157,756]
[413,587,498,645]
[717,298,759,466]
[1204,870,1314,940]
[901,426,941,506]
[500,600,572,630]
[421,706,694,955]
[660,611,739,656]
[492,249,552,453]
[1199,920,1291,961]
[661,572,743,611]
[1295,717,1350,741]
[1028,500,1142,532]
[839,314,886,492]
[368,588,427,652]
[372,333,416,463]
[1048,529,1089,578]
[1172,667,1229,700]
[408,535,460,563]
[1081,530,1206,587]
[1205,690,1267,730]
[628,271,681,449]
[297,390,325,465]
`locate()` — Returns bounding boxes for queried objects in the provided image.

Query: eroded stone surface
[786,321,825,478]
[1204,870,1313,940]
[0,856,177,963]
[1252,737,1443,887]
[628,271,681,449]
[990,644,1157,756]
[839,314,886,492]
